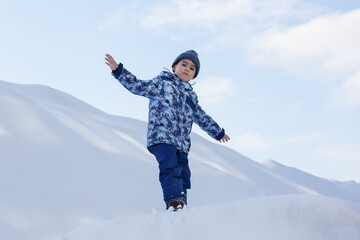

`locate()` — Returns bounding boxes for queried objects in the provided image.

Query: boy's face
[172,59,196,82]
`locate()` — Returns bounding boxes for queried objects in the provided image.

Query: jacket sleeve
[112,63,161,99]
[193,100,225,141]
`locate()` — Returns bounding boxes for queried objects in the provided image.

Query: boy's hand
[105,54,119,71]
[220,134,230,143]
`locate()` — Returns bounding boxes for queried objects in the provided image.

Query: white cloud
[279,132,323,144]
[319,144,360,163]
[232,132,272,152]
[247,9,360,78]
[330,70,360,110]
[244,97,269,112]
[140,0,320,31]
[101,0,321,45]
[0,125,8,136]
[98,9,127,30]
[288,102,303,110]
[140,0,253,30]
[195,76,234,104]
[246,9,360,110]
[98,2,141,30]
[231,131,323,153]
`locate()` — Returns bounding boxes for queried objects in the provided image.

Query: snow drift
[0,80,359,240]
[65,195,360,240]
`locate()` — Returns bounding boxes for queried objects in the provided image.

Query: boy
[105,50,230,210]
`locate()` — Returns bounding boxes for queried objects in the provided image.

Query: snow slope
[64,195,360,240]
[0,80,359,240]
[263,159,360,203]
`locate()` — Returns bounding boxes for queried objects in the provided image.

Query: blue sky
[1,0,359,181]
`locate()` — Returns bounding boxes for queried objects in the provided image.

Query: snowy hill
[64,195,360,240]
[0,80,359,240]
[263,159,360,203]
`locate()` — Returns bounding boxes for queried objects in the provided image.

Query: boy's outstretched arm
[105,54,119,71]
[192,102,230,144]
[220,134,230,143]
[105,53,162,99]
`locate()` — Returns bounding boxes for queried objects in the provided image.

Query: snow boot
[166,197,185,211]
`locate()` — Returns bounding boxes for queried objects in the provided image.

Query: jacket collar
[160,70,193,91]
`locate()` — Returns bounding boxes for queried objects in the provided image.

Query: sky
[1,0,359,182]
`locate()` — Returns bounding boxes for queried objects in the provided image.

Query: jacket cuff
[111,63,124,78]
[215,128,225,141]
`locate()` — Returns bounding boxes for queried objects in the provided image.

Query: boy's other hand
[220,134,230,143]
[105,54,119,71]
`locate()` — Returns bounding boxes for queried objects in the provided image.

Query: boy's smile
[172,59,196,82]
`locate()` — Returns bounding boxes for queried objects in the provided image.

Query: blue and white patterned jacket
[112,64,225,153]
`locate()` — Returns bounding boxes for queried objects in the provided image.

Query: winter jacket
[112,64,225,153]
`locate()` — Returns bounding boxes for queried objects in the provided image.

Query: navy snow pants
[149,143,191,207]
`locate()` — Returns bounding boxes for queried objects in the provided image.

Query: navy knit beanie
[172,50,200,78]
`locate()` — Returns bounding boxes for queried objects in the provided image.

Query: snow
[65,195,360,240]
[0,80,360,240]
